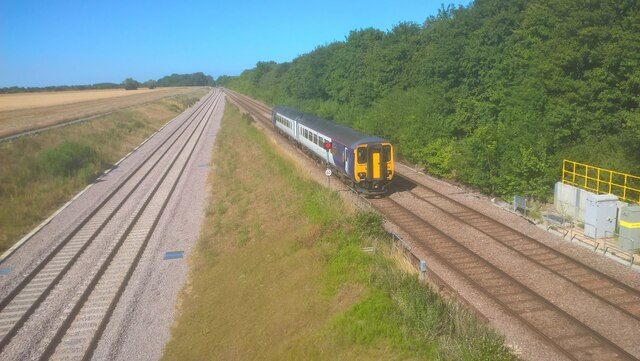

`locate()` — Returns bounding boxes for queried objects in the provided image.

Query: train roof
[273,106,387,147]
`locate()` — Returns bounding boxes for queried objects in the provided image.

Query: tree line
[1,72,215,93]
[0,83,121,94]
[218,0,640,201]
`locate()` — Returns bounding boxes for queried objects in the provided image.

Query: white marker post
[323,141,332,187]
[419,259,427,285]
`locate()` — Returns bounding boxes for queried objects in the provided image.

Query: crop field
[0,88,164,111]
[0,87,206,138]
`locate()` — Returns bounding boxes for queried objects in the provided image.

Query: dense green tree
[156,72,215,87]
[123,78,139,90]
[218,0,640,200]
[143,80,157,89]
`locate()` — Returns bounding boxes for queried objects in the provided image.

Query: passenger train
[272,106,394,195]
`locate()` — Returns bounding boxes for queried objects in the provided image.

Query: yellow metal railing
[562,160,640,204]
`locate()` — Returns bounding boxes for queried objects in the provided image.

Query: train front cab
[354,142,394,195]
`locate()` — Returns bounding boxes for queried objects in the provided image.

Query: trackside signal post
[323,141,332,187]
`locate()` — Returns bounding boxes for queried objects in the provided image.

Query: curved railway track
[224,88,640,361]
[0,89,222,361]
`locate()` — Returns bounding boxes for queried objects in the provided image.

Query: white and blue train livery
[272,106,394,195]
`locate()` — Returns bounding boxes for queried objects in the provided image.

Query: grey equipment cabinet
[584,194,618,239]
[619,204,640,251]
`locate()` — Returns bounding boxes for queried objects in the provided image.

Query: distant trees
[0,83,121,94]
[156,72,215,87]
[217,0,640,201]
[123,78,140,90]
[0,71,215,94]
[143,80,157,89]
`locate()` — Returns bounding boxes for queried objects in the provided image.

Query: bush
[36,141,101,178]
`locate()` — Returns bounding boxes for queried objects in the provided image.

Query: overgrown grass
[36,141,102,179]
[162,104,518,360]
[0,88,208,252]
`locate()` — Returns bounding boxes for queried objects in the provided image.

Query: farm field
[0,88,165,111]
[0,87,206,138]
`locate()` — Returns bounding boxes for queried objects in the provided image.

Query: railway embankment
[0,88,208,254]
[161,104,517,360]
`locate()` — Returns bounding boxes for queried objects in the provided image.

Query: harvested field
[0,88,164,111]
[0,87,206,138]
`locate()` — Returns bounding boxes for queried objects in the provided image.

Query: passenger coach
[272,106,394,195]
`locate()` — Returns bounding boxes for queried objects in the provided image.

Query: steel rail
[0,91,212,265]
[399,173,640,322]
[225,89,639,361]
[0,91,218,354]
[39,91,222,361]
[370,196,637,361]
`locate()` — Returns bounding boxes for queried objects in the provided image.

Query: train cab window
[357,147,367,164]
[383,145,391,162]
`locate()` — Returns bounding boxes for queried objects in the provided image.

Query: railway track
[398,171,640,321]
[370,196,635,361]
[0,89,222,361]
[224,88,640,361]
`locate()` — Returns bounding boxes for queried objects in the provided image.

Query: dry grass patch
[163,105,382,361]
[0,88,208,252]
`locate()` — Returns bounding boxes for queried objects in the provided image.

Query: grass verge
[0,88,208,253]
[161,104,518,360]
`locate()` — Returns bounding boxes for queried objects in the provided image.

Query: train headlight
[358,172,366,179]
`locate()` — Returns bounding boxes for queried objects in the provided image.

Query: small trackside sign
[164,251,184,260]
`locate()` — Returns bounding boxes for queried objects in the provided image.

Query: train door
[343,148,349,173]
[367,144,386,180]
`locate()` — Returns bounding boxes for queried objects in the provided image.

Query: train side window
[383,145,391,162]
[357,147,367,164]
[313,134,317,144]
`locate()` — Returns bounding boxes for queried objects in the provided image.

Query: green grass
[0,88,208,252]
[162,104,518,360]
[36,141,102,178]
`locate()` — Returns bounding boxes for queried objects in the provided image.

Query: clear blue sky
[0,0,472,87]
